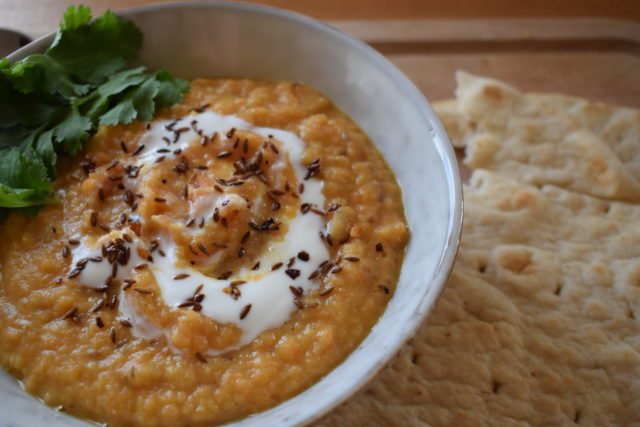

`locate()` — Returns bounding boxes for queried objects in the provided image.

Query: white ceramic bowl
[2,2,462,426]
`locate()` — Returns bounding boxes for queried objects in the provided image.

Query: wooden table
[1,0,639,39]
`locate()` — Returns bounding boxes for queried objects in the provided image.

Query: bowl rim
[6,2,463,426]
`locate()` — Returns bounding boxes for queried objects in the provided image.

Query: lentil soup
[0,79,409,426]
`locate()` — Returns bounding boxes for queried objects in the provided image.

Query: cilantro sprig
[0,6,189,220]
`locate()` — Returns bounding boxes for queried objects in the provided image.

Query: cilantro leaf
[0,147,52,207]
[47,7,143,84]
[0,6,189,217]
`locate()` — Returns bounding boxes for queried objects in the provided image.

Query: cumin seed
[239,304,252,320]
[319,287,334,296]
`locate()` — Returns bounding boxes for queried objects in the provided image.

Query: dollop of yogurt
[68,111,330,353]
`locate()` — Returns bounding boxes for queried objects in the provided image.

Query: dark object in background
[0,28,31,57]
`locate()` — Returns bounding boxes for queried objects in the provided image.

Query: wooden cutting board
[332,18,640,109]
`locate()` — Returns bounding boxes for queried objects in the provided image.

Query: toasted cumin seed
[344,256,360,262]
[230,280,246,286]
[194,284,204,295]
[212,241,228,249]
[62,307,78,320]
[217,151,231,158]
[179,301,195,308]
[194,103,210,113]
[195,352,208,363]
[298,251,310,261]
[193,304,203,312]
[98,188,105,202]
[308,271,319,280]
[271,262,283,271]
[122,233,133,243]
[109,328,116,343]
[226,128,236,139]
[132,144,145,156]
[217,271,233,280]
[287,257,295,268]
[174,273,190,280]
[90,256,103,262]
[289,286,302,297]
[154,197,166,203]
[61,245,70,258]
[199,217,205,228]
[195,294,205,303]
[198,243,209,256]
[221,218,228,228]
[294,297,304,309]
[182,184,189,200]
[238,247,245,258]
[241,231,251,244]
[188,244,198,255]
[134,263,148,271]
[92,299,106,313]
[122,282,132,291]
[185,217,195,227]
[378,285,390,294]
[90,211,98,227]
[109,294,119,309]
[376,242,383,252]
[239,304,252,320]
[99,224,110,232]
[133,287,152,295]
[68,268,82,279]
[106,160,119,171]
[119,319,132,327]
[331,266,343,274]
[326,234,334,247]
[155,156,166,164]
[214,185,224,193]
[299,183,305,194]
[68,239,80,246]
[306,302,319,309]
[120,141,128,153]
[319,287,334,296]
[96,317,104,328]
[285,269,301,280]
[243,138,249,153]
[158,249,166,257]
[252,261,261,270]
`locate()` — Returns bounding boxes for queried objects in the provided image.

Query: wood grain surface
[2,0,640,39]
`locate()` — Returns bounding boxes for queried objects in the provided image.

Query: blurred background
[1,0,639,39]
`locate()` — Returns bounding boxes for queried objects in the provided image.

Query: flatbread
[317,74,640,427]
[436,72,640,202]
[319,171,640,427]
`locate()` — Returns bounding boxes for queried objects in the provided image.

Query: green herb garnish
[0,5,189,220]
